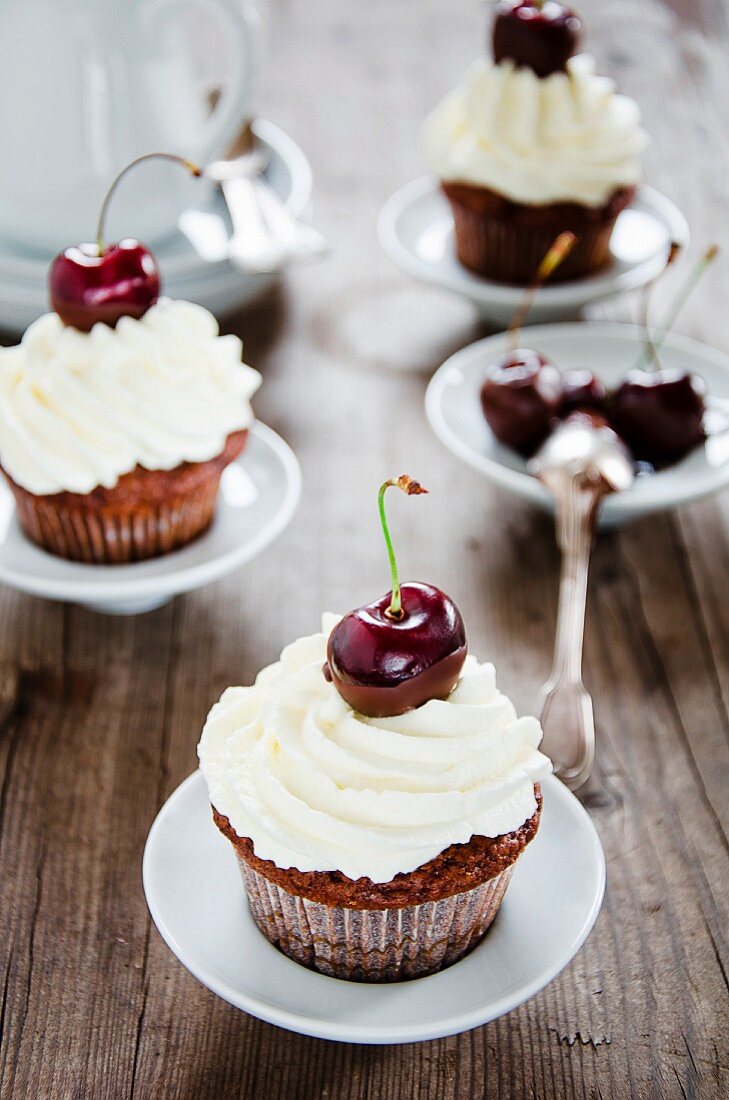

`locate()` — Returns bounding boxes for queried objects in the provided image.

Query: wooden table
[1,1,728,1096]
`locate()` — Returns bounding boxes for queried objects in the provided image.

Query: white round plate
[379,178,689,326]
[0,422,301,615]
[0,121,313,333]
[426,323,729,527]
[143,771,605,1045]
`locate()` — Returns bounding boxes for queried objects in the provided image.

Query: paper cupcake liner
[236,852,515,983]
[3,430,248,564]
[9,476,223,564]
[446,194,621,284]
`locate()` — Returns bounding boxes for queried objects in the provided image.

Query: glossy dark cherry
[326,582,467,718]
[560,368,607,416]
[492,0,582,77]
[481,348,563,456]
[609,368,706,465]
[49,239,160,332]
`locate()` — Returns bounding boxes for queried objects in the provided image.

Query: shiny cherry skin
[492,0,582,77]
[481,348,563,456]
[609,369,706,465]
[49,238,160,332]
[560,369,607,416]
[326,582,467,718]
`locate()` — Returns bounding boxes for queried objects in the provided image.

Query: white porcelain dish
[379,178,689,326]
[0,422,301,614]
[426,322,729,527]
[143,770,605,1045]
[0,121,313,333]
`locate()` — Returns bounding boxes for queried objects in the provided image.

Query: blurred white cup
[0,0,260,255]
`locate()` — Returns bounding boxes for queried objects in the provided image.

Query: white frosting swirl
[0,298,261,495]
[198,615,552,883]
[422,54,646,207]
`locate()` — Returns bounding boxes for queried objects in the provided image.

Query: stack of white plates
[0,120,313,334]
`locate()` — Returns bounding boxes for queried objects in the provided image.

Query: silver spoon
[206,122,327,274]
[529,411,635,790]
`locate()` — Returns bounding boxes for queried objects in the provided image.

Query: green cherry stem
[638,240,680,372]
[378,475,428,620]
[636,243,718,370]
[650,244,719,364]
[95,153,202,255]
[508,231,576,353]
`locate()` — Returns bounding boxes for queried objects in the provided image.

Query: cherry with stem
[326,477,467,718]
[481,231,578,455]
[49,153,202,332]
[610,244,719,464]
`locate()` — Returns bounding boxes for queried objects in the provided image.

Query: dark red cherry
[327,582,467,718]
[48,152,200,332]
[481,349,563,456]
[49,240,159,332]
[609,369,706,465]
[560,369,607,416]
[326,477,467,718]
[493,0,582,78]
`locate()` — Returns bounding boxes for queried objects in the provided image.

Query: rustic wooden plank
[0,605,178,1099]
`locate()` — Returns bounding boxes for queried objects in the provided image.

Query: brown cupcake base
[240,856,514,982]
[442,182,636,284]
[2,429,248,564]
[214,788,542,982]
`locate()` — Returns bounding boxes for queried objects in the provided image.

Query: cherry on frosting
[48,153,201,333]
[49,240,160,332]
[492,0,583,78]
[326,477,467,718]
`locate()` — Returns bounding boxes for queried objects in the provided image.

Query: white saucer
[379,178,689,326]
[0,121,313,333]
[0,422,301,615]
[143,771,605,1045]
[426,322,729,528]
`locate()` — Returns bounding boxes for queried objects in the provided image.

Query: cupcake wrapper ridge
[236,851,515,983]
[2,429,248,564]
[10,478,222,564]
[443,183,635,284]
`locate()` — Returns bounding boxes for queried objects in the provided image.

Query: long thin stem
[637,243,718,370]
[378,476,427,619]
[508,232,576,352]
[95,153,202,254]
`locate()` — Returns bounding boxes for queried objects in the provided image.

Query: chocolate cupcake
[0,300,260,563]
[198,615,552,982]
[421,2,646,283]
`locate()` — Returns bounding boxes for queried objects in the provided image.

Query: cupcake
[0,301,260,562]
[421,1,646,283]
[0,155,261,564]
[198,477,551,981]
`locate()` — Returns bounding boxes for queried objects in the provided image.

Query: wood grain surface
[1,0,728,1096]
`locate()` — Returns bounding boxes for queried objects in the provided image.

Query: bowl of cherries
[426,244,729,527]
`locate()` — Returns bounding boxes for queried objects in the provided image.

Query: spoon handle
[536,476,603,790]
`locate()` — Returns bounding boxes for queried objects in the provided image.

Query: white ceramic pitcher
[0,0,259,253]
